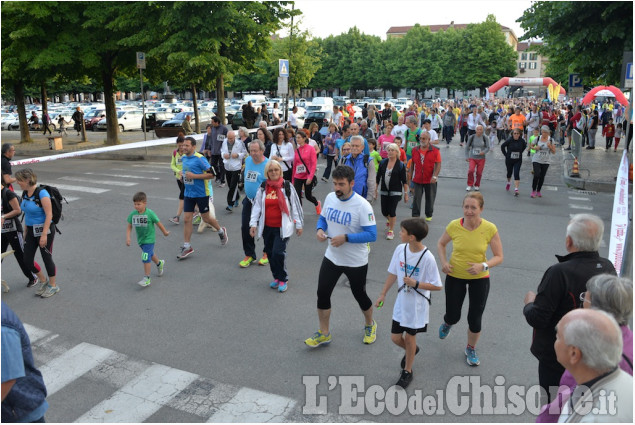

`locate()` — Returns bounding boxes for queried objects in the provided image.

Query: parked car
[84,109,106,131]
[303,110,333,131]
[161,111,212,130]
[1,113,17,130]
[143,111,174,131]
[95,110,145,132]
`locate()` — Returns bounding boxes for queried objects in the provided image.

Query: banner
[608,150,629,275]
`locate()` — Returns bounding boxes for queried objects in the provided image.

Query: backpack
[22,185,67,234]
[259,180,291,199]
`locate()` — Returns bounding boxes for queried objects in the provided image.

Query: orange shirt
[508,114,526,131]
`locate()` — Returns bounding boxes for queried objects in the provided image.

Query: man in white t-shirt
[272,102,281,125]
[288,106,298,130]
[331,105,342,128]
[391,115,408,143]
[305,165,378,348]
[421,119,439,144]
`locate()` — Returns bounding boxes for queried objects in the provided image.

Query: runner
[221,130,247,213]
[269,128,294,181]
[15,169,60,298]
[305,165,378,347]
[409,132,441,221]
[292,131,321,215]
[465,125,489,191]
[437,192,504,366]
[375,143,408,240]
[321,123,340,182]
[529,126,557,198]
[500,129,527,197]
[169,134,186,224]
[177,137,228,259]
[249,160,304,292]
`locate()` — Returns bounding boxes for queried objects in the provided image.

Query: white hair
[566,214,604,251]
[586,274,633,325]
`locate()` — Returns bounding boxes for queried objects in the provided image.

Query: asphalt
[2,128,631,192]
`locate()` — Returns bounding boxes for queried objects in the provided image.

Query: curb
[561,162,616,193]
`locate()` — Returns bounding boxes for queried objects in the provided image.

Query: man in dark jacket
[242,101,256,129]
[522,213,616,402]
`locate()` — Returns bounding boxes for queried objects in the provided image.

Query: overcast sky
[281,0,534,40]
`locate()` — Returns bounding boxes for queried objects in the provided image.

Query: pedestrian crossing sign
[279,59,289,77]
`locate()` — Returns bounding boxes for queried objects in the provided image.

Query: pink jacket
[292,144,316,183]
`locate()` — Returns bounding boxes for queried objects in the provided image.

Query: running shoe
[363,320,377,344]
[258,253,269,266]
[234,200,240,208]
[304,330,332,347]
[439,322,452,339]
[269,280,279,289]
[386,230,394,240]
[137,277,151,287]
[537,191,542,198]
[465,346,480,366]
[219,227,228,245]
[505,182,511,191]
[514,189,519,197]
[315,200,322,216]
[400,345,420,369]
[396,369,413,389]
[530,191,536,198]
[157,260,165,276]
[240,256,255,268]
[219,182,226,188]
[192,213,201,225]
[473,186,480,191]
[27,276,39,288]
[225,206,233,213]
[35,279,49,296]
[177,246,194,260]
[278,281,288,292]
[466,186,472,191]
[40,284,60,298]
[169,216,180,224]
[425,216,432,222]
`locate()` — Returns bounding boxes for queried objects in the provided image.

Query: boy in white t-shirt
[375,218,442,389]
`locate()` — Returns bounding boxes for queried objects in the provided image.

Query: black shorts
[176,179,185,200]
[183,196,210,214]
[380,195,401,218]
[391,319,427,335]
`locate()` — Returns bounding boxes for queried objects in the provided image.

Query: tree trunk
[41,82,48,114]
[102,66,119,145]
[192,83,200,134]
[15,81,32,143]
[216,74,226,125]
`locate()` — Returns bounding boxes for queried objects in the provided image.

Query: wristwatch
[414,281,419,290]
[482,262,489,271]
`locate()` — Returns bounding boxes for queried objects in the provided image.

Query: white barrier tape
[11,124,285,166]
[608,150,629,275]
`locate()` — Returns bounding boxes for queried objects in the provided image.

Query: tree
[517,1,633,86]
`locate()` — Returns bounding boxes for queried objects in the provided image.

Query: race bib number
[132,215,149,227]
[472,148,481,155]
[296,164,306,174]
[510,152,520,159]
[539,150,548,158]
[184,175,194,185]
[408,141,417,149]
[1,219,16,233]
[217,135,225,141]
[245,170,258,183]
[177,157,182,164]
[32,223,50,237]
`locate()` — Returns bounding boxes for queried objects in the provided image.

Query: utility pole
[284,4,294,123]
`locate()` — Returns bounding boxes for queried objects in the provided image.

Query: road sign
[278,77,288,95]
[136,52,146,70]
[569,73,582,88]
[569,87,584,99]
[625,62,633,88]
[279,59,289,77]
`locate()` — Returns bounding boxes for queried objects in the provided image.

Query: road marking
[84,172,160,180]
[23,324,51,344]
[131,164,171,169]
[59,176,138,187]
[542,185,558,191]
[569,204,594,211]
[40,342,115,396]
[206,387,296,422]
[75,364,198,423]
[112,168,167,174]
[64,196,80,202]
[568,196,590,201]
[53,183,110,194]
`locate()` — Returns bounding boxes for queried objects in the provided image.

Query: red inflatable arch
[488,77,567,95]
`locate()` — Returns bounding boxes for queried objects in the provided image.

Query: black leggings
[443,275,490,333]
[532,162,550,191]
[1,230,39,280]
[293,178,318,206]
[460,127,468,144]
[225,170,241,206]
[505,159,522,180]
[380,195,401,218]
[317,257,372,311]
[24,224,56,277]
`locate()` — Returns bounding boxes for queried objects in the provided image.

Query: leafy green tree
[400,24,435,97]
[517,1,633,86]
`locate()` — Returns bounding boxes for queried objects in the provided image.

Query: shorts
[391,319,427,336]
[140,243,155,263]
[380,195,401,218]
[184,196,210,214]
[176,179,185,200]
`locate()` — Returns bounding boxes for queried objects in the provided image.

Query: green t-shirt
[529,134,538,154]
[127,208,160,245]
[404,128,421,157]
[369,151,381,172]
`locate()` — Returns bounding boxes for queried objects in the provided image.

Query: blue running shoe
[270,280,279,289]
[465,346,480,366]
[439,322,452,339]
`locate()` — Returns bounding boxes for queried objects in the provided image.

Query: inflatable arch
[488,77,567,95]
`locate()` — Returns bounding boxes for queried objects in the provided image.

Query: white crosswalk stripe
[568,203,594,211]
[24,324,301,423]
[84,172,160,180]
[53,183,110,194]
[58,176,138,187]
[63,196,81,202]
[131,163,171,169]
[112,168,168,174]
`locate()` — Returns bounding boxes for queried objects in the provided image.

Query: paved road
[1,155,620,422]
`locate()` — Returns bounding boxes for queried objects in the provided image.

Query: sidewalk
[3,129,631,192]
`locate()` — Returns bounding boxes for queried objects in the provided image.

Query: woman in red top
[249,160,304,292]
[292,131,321,215]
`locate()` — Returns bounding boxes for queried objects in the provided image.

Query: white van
[242,95,268,105]
[305,97,334,112]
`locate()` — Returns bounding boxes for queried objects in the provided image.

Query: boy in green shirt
[126,192,169,287]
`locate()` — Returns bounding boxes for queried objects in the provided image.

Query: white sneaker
[473,186,480,191]
[137,277,151,287]
[466,186,472,191]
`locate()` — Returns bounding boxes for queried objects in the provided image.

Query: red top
[411,145,441,184]
[264,189,282,228]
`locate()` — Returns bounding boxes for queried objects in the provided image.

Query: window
[521,53,527,60]
[519,62,526,69]
[529,62,537,70]
[529,53,538,61]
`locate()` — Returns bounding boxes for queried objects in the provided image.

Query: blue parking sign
[279,59,289,77]
[569,73,582,88]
